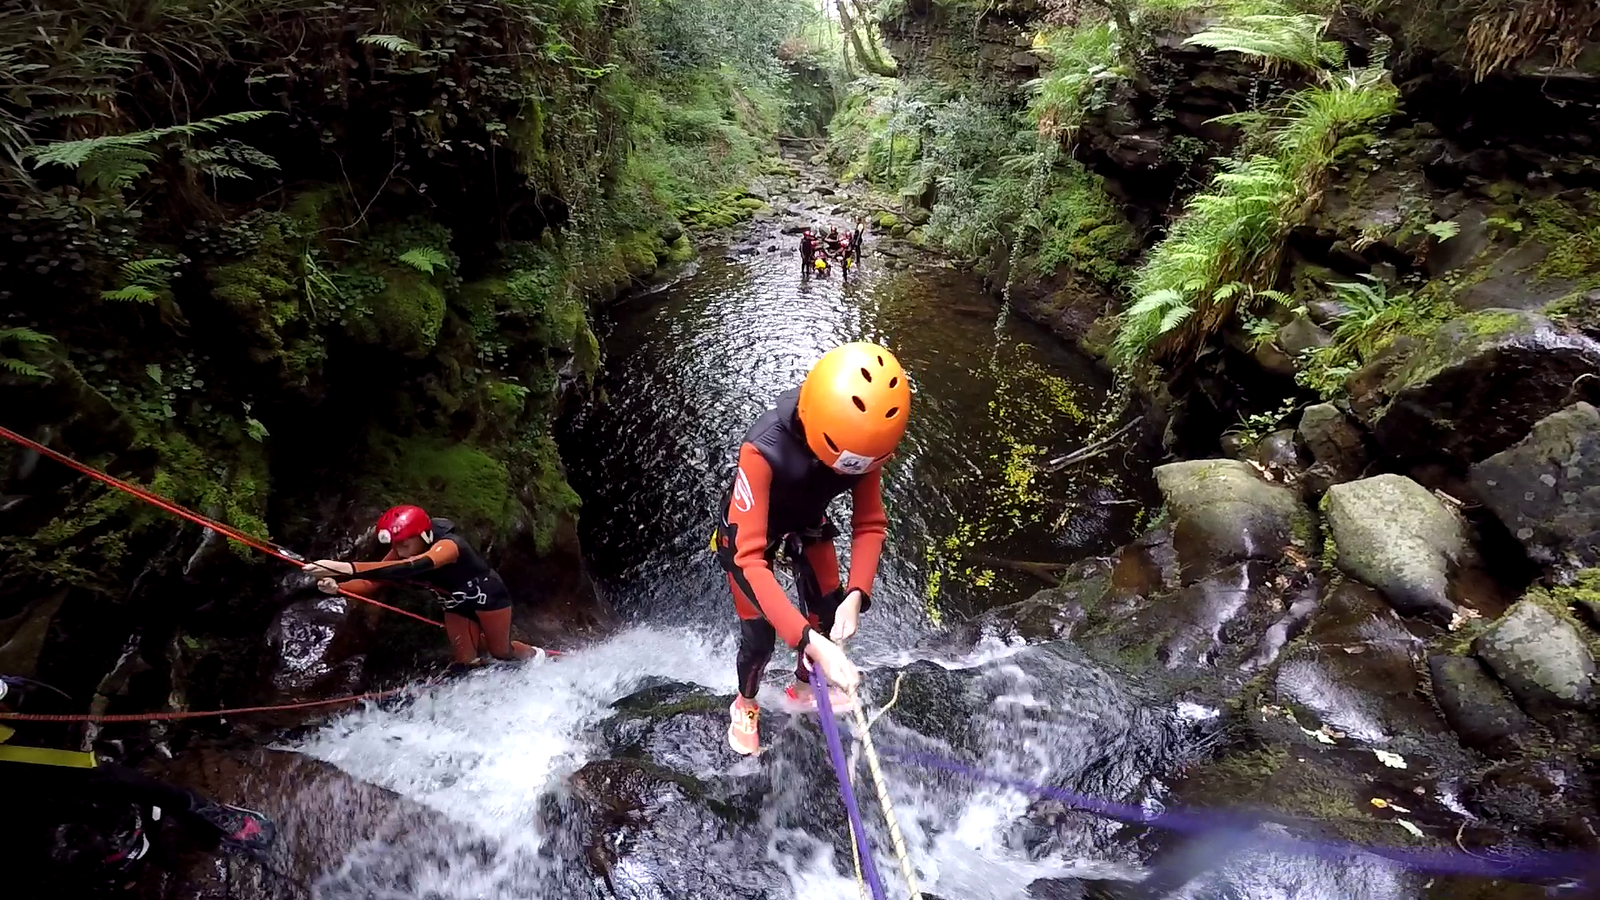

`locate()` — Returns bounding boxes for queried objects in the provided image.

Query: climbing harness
[0,424,442,628]
[812,662,890,900]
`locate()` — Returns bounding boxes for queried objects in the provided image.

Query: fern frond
[120,258,176,276]
[101,285,157,303]
[28,111,280,190]
[1158,303,1195,334]
[359,34,422,53]
[1184,15,1344,73]
[0,357,47,378]
[398,247,449,274]
[0,326,53,345]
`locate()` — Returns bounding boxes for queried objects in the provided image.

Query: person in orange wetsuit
[713,341,912,755]
[302,506,534,666]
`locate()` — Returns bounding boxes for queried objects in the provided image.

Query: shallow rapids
[293,220,1427,899]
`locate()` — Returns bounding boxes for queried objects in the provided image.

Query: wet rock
[1253,337,1298,378]
[1297,402,1368,484]
[1159,561,1296,670]
[567,757,780,900]
[658,221,684,244]
[0,587,68,676]
[1250,429,1308,481]
[1470,402,1600,575]
[934,561,1113,650]
[1323,475,1471,622]
[1274,580,1446,744]
[1428,655,1532,756]
[1474,599,1595,711]
[903,206,931,226]
[1358,309,1600,465]
[1275,315,1333,356]
[263,595,368,700]
[1306,299,1351,327]
[149,744,464,900]
[1153,459,1315,580]
[780,221,807,234]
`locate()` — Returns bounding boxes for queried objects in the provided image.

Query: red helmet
[376,505,433,545]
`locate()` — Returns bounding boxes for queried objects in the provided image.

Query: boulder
[780,221,807,235]
[1297,402,1368,484]
[1470,402,1600,574]
[1306,299,1351,327]
[1357,309,1600,464]
[1474,599,1595,711]
[657,221,684,244]
[1153,459,1315,580]
[1275,315,1333,356]
[1274,580,1446,744]
[1323,475,1472,622]
[1428,655,1532,756]
[263,595,369,699]
[1250,429,1308,480]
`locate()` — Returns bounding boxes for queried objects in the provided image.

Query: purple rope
[812,662,890,900]
[884,749,1598,884]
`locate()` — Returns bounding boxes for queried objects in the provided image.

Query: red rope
[0,684,419,723]
[0,425,444,629]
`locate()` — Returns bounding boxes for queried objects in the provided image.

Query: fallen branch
[1043,416,1144,473]
[956,552,1073,585]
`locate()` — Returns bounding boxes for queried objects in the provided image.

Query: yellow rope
[845,673,923,900]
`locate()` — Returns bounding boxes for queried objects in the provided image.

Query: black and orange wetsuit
[714,387,887,697]
[336,519,519,663]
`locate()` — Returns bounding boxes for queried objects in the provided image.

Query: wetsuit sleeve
[339,549,397,596]
[845,468,887,604]
[345,539,460,582]
[729,443,811,648]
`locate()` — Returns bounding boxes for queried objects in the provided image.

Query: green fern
[397,247,449,274]
[0,327,54,380]
[359,34,422,54]
[29,110,279,191]
[1183,14,1345,74]
[101,257,177,304]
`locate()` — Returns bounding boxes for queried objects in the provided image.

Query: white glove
[804,633,860,694]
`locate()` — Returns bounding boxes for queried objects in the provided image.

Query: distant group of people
[799,217,866,279]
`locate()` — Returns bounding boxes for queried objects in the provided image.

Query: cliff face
[0,0,794,724]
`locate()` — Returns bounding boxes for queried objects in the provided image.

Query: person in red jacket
[303,507,534,666]
[713,341,912,755]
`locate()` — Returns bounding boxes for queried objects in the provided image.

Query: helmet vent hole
[877,354,884,365]
[885,406,900,418]
[852,395,867,412]
[825,434,840,452]
[889,376,899,388]
[860,367,872,383]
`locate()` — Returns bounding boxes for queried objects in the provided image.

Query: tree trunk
[836,0,896,77]
[849,0,897,74]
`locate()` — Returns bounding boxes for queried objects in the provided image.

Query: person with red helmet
[301,506,534,666]
[712,341,912,755]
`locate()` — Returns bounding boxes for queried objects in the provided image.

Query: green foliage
[102,257,177,304]
[1029,23,1124,140]
[1425,220,1460,241]
[1521,192,1600,286]
[365,437,515,538]
[28,110,279,192]
[0,326,54,379]
[1115,156,1295,365]
[1294,276,1458,398]
[398,247,450,275]
[1114,58,1397,367]
[358,34,422,54]
[1184,14,1345,73]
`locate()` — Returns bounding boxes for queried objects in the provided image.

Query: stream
[289,217,1423,899]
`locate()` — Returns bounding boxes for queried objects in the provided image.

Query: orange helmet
[797,342,912,474]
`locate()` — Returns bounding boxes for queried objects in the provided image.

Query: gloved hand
[803,633,859,694]
[315,577,341,595]
[302,560,354,578]
[830,589,864,643]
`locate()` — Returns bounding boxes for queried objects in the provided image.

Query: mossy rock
[874,212,900,231]
[364,437,514,538]
[735,197,767,211]
[615,230,661,280]
[347,265,446,358]
[660,234,695,265]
